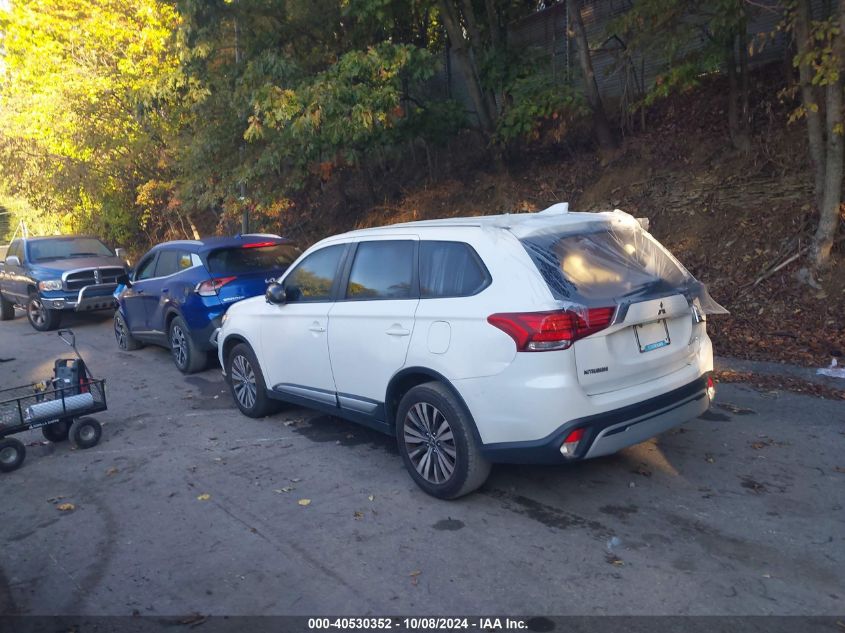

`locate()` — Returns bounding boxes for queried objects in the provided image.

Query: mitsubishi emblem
[658,301,666,316]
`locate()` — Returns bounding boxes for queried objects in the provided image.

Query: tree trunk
[566,0,616,150]
[727,35,751,152]
[795,0,827,206]
[812,0,845,269]
[438,0,495,133]
[458,0,499,118]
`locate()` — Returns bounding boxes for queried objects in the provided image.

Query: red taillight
[242,241,275,249]
[195,276,237,297]
[706,375,716,401]
[487,307,615,352]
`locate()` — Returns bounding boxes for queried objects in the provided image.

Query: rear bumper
[479,373,712,464]
[42,284,118,312]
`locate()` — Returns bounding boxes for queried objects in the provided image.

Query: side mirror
[5,255,20,267]
[115,247,128,260]
[265,283,287,305]
[117,273,132,288]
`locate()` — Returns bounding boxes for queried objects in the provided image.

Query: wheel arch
[385,367,483,444]
[221,333,252,365]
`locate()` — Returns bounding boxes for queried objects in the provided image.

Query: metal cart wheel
[69,417,102,449]
[42,418,71,443]
[0,437,26,472]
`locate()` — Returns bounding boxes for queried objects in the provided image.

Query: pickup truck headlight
[38,279,63,292]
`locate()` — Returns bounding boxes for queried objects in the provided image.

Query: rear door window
[154,250,180,278]
[419,241,489,298]
[206,243,300,275]
[283,244,345,303]
[346,241,415,300]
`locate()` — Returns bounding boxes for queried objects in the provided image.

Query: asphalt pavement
[0,310,843,616]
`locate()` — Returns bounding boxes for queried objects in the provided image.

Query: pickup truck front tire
[27,293,62,331]
[0,294,14,321]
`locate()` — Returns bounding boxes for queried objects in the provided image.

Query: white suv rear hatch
[515,211,711,395]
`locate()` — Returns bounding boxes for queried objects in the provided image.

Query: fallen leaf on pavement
[605,554,624,566]
[354,511,364,520]
[834,467,845,474]
[290,477,302,483]
[705,454,715,463]
[368,494,375,501]
[274,486,293,493]
[196,494,211,501]
[298,499,311,506]
[633,464,652,477]
[57,503,75,512]
[106,467,119,476]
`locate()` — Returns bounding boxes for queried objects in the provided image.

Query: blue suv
[114,235,299,373]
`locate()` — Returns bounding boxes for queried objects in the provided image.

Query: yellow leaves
[297,499,311,507]
[57,503,75,512]
[196,493,211,501]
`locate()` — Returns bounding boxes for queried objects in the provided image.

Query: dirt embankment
[281,66,844,369]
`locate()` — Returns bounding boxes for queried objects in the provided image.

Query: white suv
[217,205,722,499]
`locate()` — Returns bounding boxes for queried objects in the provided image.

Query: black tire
[69,417,102,449]
[226,343,277,418]
[114,311,142,350]
[395,381,491,500]
[42,418,71,443]
[26,293,62,331]
[0,437,26,473]
[0,293,14,321]
[169,316,207,374]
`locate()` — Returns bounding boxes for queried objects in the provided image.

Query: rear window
[206,243,300,275]
[520,225,688,301]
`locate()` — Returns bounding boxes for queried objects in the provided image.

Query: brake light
[195,276,237,297]
[487,307,615,351]
[242,241,275,249]
[706,375,716,401]
[560,428,584,457]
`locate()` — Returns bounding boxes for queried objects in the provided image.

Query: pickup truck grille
[64,267,124,291]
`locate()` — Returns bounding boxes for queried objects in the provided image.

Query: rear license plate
[634,319,670,353]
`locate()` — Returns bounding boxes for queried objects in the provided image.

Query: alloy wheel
[171,325,188,368]
[403,402,457,484]
[231,354,257,410]
[114,317,127,349]
[28,298,46,328]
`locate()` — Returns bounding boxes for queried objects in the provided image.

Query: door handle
[161,288,169,293]
[309,323,326,333]
[385,326,411,337]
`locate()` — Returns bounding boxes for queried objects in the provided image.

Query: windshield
[205,243,300,275]
[519,224,688,302]
[27,238,114,262]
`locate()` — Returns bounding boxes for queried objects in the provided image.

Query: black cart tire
[69,417,102,449]
[0,437,26,472]
[169,316,207,374]
[114,311,143,350]
[26,293,62,331]
[42,418,71,443]
[0,294,14,321]
[226,343,277,418]
[395,381,491,500]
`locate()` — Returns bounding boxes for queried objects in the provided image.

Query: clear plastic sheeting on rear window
[518,211,727,316]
